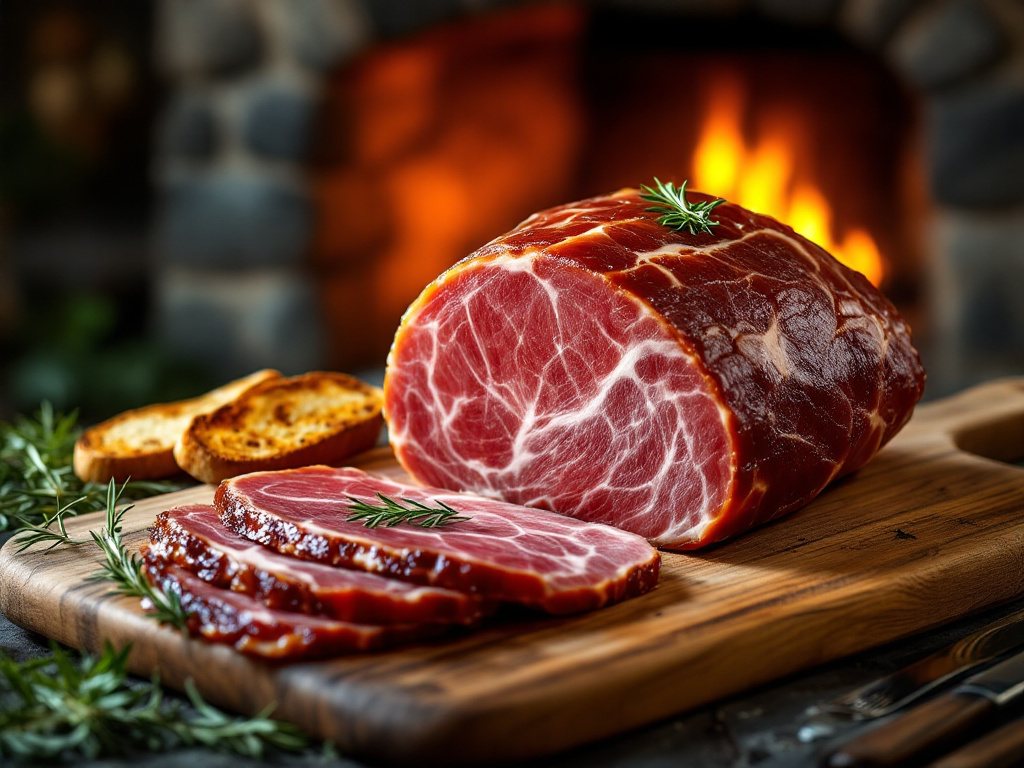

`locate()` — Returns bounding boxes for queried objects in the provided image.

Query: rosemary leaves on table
[0,403,181,532]
[86,479,192,630]
[0,641,307,762]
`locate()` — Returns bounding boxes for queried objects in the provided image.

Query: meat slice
[383,189,926,549]
[142,560,443,659]
[216,466,660,615]
[147,504,489,625]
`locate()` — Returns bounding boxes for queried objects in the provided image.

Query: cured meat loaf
[383,188,926,548]
[146,504,489,625]
[142,561,443,659]
[216,466,660,614]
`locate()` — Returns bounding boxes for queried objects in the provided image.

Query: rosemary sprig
[11,477,190,629]
[86,480,191,630]
[0,403,181,532]
[11,493,92,552]
[640,177,725,235]
[346,493,471,529]
[0,641,307,761]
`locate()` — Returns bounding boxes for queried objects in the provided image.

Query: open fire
[691,69,884,286]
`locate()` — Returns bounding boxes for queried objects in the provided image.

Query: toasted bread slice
[173,372,384,484]
[73,369,281,484]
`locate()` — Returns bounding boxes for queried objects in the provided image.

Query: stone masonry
[153,0,374,379]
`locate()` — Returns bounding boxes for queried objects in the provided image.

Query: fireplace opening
[310,4,926,373]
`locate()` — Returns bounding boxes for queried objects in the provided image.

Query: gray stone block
[155,278,238,372]
[753,0,840,26]
[927,211,1024,396]
[246,279,326,375]
[156,268,325,380]
[893,0,1006,91]
[157,174,313,269]
[928,79,1024,207]
[157,0,262,78]
[159,93,217,159]
[286,0,372,71]
[242,86,315,160]
[839,0,925,49]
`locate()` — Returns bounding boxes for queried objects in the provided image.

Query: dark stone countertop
[4,528,1023,768]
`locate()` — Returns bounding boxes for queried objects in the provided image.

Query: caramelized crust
[149,504,491,625]
[142,559,448,659]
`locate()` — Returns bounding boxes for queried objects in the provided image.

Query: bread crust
[173,372,384,484]
[73,370,281,483]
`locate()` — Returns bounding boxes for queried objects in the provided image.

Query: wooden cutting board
[2,379,1024,765]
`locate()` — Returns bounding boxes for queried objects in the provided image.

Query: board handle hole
[954,413,1024,468]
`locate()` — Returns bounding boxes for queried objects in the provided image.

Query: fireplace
[144,0,1024,399]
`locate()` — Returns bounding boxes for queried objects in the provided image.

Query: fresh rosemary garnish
[0,403,181,532]
[346,493,471,529]
[87,480,192,630]
[640,177,725,235]
[0,641,308,761]
[11,493,91,552]
[12,478,190,628]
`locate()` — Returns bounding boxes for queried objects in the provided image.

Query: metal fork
[822,606,1024,720]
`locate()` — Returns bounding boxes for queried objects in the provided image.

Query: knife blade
[824,646,1024,768]
[822,606,1024,719]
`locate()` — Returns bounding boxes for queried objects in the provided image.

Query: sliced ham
[216,466,660,615]
[147,504,490,625]
[142,560,444,659]
[383,189,926,549]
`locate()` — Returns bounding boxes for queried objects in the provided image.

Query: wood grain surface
[2,379,1024,765]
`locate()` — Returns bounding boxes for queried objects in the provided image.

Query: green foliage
[640,178,725,236]
[0,642,308,762]
[0,402,181,532]
[346,493,472,528]
[86,480,192,629]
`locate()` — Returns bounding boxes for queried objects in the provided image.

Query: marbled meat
[383,188,926,548]
[216,466,660,614]
[146,504,490,625]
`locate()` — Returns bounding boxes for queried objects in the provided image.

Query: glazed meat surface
[384,189,925,548]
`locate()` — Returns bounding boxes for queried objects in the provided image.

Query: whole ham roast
[383,186,926,549]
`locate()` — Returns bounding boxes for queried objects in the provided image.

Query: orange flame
[691,75,884,286]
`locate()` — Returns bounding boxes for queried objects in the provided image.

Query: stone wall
[153,0,374,379]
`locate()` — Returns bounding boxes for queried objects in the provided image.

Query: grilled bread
[73,369,281,483]
[173,372,384,484]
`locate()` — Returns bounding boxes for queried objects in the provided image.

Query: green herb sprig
[0,641,307,761]
[86,480,192,629]
[346,493,471,529]
[13,477,191,629]
[0,403,181,532]
[640,178,725,235]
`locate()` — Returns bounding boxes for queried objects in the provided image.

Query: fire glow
[691,72,885,286]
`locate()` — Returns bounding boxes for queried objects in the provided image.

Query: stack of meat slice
[141,466,661,659]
